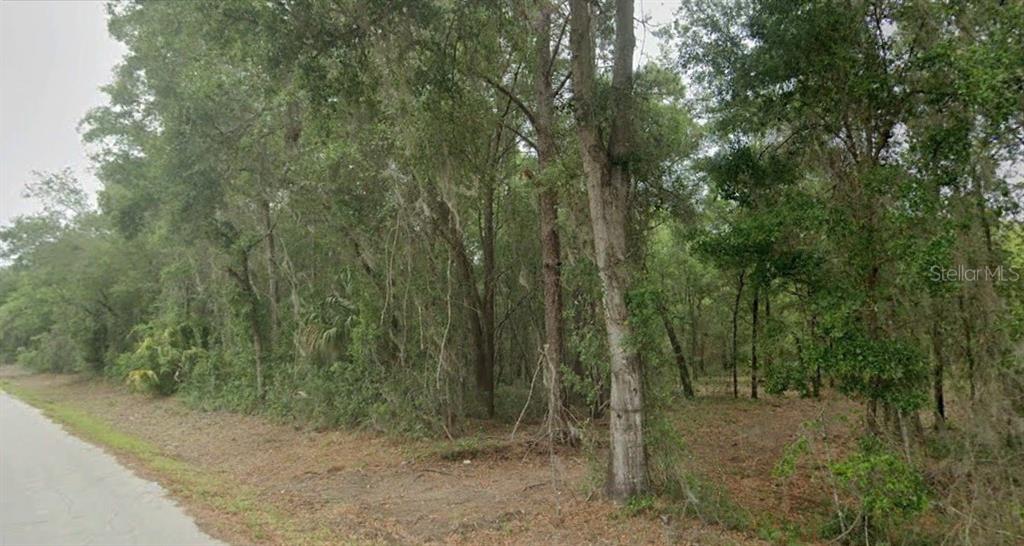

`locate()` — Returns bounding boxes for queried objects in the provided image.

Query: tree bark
[425,182,493,417]
[570,0,647,501]
[751,284,759,400]
[534,1,569,439]
[698,333,706,375]
[227,247,265,399]
[660,305,695,398]
[260,199,280,346]
[731,271,745,399]
[930,312,948,429]
[958,291,977,403]
[689,293,701,374]
[809,314,821,398]
[764,289,772,376]
[482,173,497,419]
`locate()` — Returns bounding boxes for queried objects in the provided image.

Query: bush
[764,356,817,397]
[829,437,929,542]
[16,329,83,372]
[180,347,260,412]
[114,323,207,395]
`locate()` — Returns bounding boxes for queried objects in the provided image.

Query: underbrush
[767,411,1024,545]
[15,329,84,373]
[922,427,1024,545]
[825,437,930,544]
[578,396,753,533]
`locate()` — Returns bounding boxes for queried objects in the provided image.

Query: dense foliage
[1,0,1021,541]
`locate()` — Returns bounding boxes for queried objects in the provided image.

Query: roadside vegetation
[1,1,1022,544]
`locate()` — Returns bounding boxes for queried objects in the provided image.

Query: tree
[569,0,647,500]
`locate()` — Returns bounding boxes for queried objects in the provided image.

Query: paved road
[0,391,225,546]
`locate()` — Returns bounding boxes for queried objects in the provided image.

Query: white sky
[636,0,677,65]
[0,1,675,229]
[0,0,126,226]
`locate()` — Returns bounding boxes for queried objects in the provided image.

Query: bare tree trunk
[815,359,822,398]
[689,293,701,374]
[539,187,565,430]
[731,271,745,399]
[699,333,706,375]
[764,289,772,376]
[958,291,977,403]
[252,324,264,397]
[482,174,497,419]
[570,0,647,501]
[227,247,265,399]
[809,314,821,398]
[260,199,280,346]
[660,305,695,398]
[465,258,493,418]
[930,313,948,429]
[534,1,568,439]
[425,182,493,417]
[751,284,759,400]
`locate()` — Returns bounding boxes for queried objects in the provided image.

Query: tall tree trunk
[482,174,497,419]
[809,314,821,398]
[570,0,646,501]
[689,294,701,374]
[534,1,568,439]
[660,306,695,398]
[751,284,759,400]
[260,199,280,346]
[699,333,706,375]
[568,287,587,380]
[731,271,745,399]
[252,322,265,397]
[764,289,772,376]
[930,315,947,429]
[971,172,995,262]
[465,259,493,418]
[958,291,977,402]
[425,182,493,417]
[539,188,565,426]
[227,248,265,399]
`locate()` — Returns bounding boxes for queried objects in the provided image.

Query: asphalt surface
[0,391,225,546]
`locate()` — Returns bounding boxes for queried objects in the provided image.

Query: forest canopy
[1,0,1022,543]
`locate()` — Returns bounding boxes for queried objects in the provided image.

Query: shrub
[115,323,207,395]
[16,329,83,372]
[829,437,929,542]
[764,356,817,397]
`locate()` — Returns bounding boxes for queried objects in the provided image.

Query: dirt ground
[0,367,861,545]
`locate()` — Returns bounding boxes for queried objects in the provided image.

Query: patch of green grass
[621,494,658,517]
[0,379,358,546]
[754,515,807,545]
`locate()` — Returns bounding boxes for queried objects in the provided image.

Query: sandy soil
[1,367,860,545]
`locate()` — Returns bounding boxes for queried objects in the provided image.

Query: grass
[0,379,353,546]
[426,433,510,461]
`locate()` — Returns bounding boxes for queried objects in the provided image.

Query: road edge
[0,378,307,546]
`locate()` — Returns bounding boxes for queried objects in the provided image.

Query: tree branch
[482,74,538,129]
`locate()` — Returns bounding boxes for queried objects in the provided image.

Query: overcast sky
[0,0,126,227]
[0,1,675,229]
